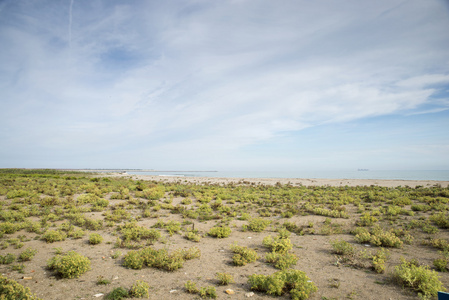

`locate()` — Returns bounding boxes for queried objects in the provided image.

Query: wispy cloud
[0,0,448,169]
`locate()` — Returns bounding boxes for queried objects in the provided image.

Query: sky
[1,0,449,171]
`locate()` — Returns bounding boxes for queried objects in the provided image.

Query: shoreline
[102,173,449,188]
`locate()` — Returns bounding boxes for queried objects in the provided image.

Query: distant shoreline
[101,173,449,188]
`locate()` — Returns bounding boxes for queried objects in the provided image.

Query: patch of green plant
[153,219,181,236]
[0,253,15,264]
[243,218,271,232]
[371,248,389,274]
[96,275,111,285]
[106,287,129,300]
[353,226,403,248]
[117,222,161,248]
[356,212,378,227]
[185,280,199,294]
[199,286,217,299]
[433,258,448,272]
[208,226,231,238]
[248,269,317,300]
[282,222,304,235]
[216,272,234,285]
[430,212,449,228]
[263,235,293,254]
[393,257,445,298]
[330,239,355,256]
[88,233,103,245]
[42,230,67,243]
[11,264,25,273]
[123,246,200,271]
[265,252,299,270]
[230,244,259,266]
[0,274,42,300]
[184,230,201,242]
[18,248,37,262]
[129,280,150,298]
[47,251,91,278]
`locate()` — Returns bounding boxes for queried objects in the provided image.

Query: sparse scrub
[129,280,150,298]
[331,239,355,256]
[18,248,37,262]
[0,274,42,300]
[243,218,271,232]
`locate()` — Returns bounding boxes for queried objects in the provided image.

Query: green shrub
[129,280,150,298]
[208,226,231,238]
[430,212,449,229]
[433,258,448,272]
[123,246,200,271]
[184,231,201,242]
[88,233,103,245]
[230,244,259,266]
[42,230,67,243]
[18,248,37,262]
[356,212,378,226]
[47,251,91,278]
[96,275,111,285]
[394,258,445,298]
[199,286,217,299]
[216,272,234,285]
[265,252,299,270]
[330,240,354,256]
[0,253,15,264]
[372,248,389,274]
[262,235,293,254]
[106,287,129,300]
[248,269,317,300]
[185,280,199,294]
[0,274,42,300]
[243,218,271,232]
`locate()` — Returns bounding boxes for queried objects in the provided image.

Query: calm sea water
[127,170,449,181]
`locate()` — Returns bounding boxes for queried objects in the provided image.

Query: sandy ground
[104,173,449,188]
[1,175,448,300]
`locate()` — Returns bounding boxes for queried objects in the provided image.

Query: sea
[126,170,449,181]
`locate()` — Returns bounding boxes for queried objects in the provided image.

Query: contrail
[69,0,74,48]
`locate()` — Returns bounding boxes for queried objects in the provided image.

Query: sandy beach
[104,173,449,188]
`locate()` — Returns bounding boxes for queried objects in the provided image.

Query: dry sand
[105,173,449,188]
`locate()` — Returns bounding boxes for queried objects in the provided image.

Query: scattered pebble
[247,237,252,239]
[22,277,32,280]
[364,244,371,247]
[169,289,177,293]
[93,293,104,297]
[113,276,119,280]
[245,292,254,297]
[225,289,235,295]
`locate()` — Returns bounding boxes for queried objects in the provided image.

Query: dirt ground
[1,175,448,300]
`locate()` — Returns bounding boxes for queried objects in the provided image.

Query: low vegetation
[0,169,448,299]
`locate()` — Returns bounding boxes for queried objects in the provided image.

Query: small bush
[47,251,91,278]
[262,235,293,254]
[18,248,37,262]
[106,287,129,300]
[372,248,389,274]
[184,231,201,242]
[96,275,111,285]
[248,269,317,299]
[185,280,199,294]
[129,280,150,298]
[330,240,354,256]
[0,274,42,300]
[433,258,448,272]
[199,286,217,299]
[265,252,299,270]
[243,218,271,232]
[0,253,15,264]
[231,244,259,266]
[208,226,231,238]
[216,272,234,285]
[42,230,67,243]
[393,258,445,298]
[88,233,103,245]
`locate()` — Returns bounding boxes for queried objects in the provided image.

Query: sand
[105,173,449,188]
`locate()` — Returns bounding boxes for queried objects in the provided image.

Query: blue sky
[1,0,448,171]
